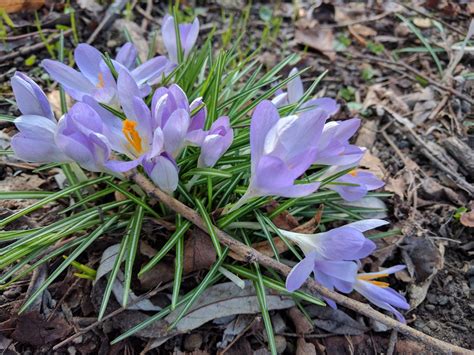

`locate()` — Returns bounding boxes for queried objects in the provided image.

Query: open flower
[42,43,170,104]
[232,100,326,210]
[283,219,388,306]
[196,116,233,168]
[162,15,199,64]
[354,265,409,322]
[10,72,70,163]
[329,169,385,202]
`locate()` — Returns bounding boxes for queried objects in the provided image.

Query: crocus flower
[283,219,388,306]
[314,118,364,166]
[354,265,409,322]
[42,43,170,104]
[10,72,70,163]
[196,116,233,168]
[231,100,326,210]
[272,68,340,117]
[162,15,199,64]
[329,169,385,202]
[55,102,114,172]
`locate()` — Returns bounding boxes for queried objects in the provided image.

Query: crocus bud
[198,116,233,168]
[162,15,199,64]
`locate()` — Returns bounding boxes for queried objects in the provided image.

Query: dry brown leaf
[183,228,216,273]
[0,174,45,191]
[460,210,474,227]
[295,27,335,61]
[359,151,386,179]
[0,0,44,13]
[385,176,406,199]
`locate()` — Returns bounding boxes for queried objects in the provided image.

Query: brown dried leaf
[295,27,335,61]
[0,0,44,13]
[359,151,386,179]
[47,90,72,118]
[413,17,433,28]
[385,176,406,199]
[0,174,45,191]
[183,228,216,273]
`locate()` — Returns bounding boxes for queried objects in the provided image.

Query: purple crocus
[42,43,170,104]
[283,219,388,306]
[55,102,114,172]
[354,265,409,322]
[196,116,233,168]
[329,169,385,202]
[231,100,326,210]
[162,15,199,64]
[272,68,340,117]
[314,118,364,166]
[10,72,70,163]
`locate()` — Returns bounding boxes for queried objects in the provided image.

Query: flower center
[357,273,389,288]
[96,73,105,88]
[349,170,358,177]
[122,119,143,155]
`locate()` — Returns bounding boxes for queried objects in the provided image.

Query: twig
[350,52,474,105]
[128,171,473,355]
[387,329,398,355]
[0,30,72,64]
[140,0,153,31]
[86,0,129,45]
[321,11,392,29]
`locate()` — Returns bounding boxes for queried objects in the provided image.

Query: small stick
[0,30,72,63]
[128,171,473,355]
[387,329,398,355]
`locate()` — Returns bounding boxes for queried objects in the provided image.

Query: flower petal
[286,252,317,292]
[116,42,137,70]
[74,43,103,84]
[287,68,304,104]
[11,72,54,120]
[162,108,190,157]
[149,154,179,193]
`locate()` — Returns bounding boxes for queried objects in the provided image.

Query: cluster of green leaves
[0,11,394,354]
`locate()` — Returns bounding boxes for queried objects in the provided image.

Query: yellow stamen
[349,170,358,177]
[122,119,143,154]
[357,273,390,288]
[96,73,104,88]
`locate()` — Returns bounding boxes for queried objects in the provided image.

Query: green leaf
[195,198,223,257]
[0,191,53,200]
[171,216,185,310]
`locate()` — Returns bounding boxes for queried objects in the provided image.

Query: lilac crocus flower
[314,118,364,166]
[162,15,199,64]
[354,265,409,322]
[196,116,233,168]
[283,219,388,306]
[55,102,114,172]
[42,43,170,104]
[329,169,385,202]
[272,68,340,117]
[10,72,70,163]
[231,100,327,210]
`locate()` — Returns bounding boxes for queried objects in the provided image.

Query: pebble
[427,321,438,330]
[425,304,435,311]
[184,333,203,351]
[438,295,449,306]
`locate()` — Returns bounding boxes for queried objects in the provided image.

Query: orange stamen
[349,170,358,177]
[357,273,390,288]
[122,119,143,155]
[96,73,104,88]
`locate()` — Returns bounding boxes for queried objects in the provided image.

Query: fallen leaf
[0,0,44,13]
[385,176,406,199]
[295,27,336,61]
[460,210,474,227]
[359,151,386,179]
[47,90,73,118]
[218,314,254,349]
[0,174,45,191]
[77,0,103,12]
[306,305,368,335]
[184,228,217,273]
[11,311,71,346]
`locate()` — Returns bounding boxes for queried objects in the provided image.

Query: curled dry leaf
[306,305,368,335]
[295,27,336,61]
[183,228,217,273]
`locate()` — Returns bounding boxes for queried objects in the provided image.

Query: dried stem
[129,171,472,355]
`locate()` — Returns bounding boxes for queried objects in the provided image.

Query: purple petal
[74,43,103,84]
[189,97,207,131]
[314,259,358,283]
[11,72,54,120]
[181,18,199,58]
[149,127,165,158]
[116,42,137,70]
[132,56,170,86]
[270,182,320,198]
[162,108,190,157]
[271,92,288,108]
[250,100,280,173]
[304,98,340,116]
[149,154,179,193]
[42,59,94,100]
[317,227,371,260]
[105,158,141,172]
[345,219,389,233]
[286,252,317,292]
[11,134,68,163]
[287,68,304,104]
[162,15,178,63]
